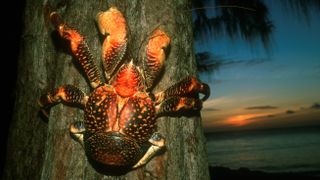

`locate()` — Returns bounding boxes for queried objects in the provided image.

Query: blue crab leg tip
[70,122,85,133]
[201,83,210,101]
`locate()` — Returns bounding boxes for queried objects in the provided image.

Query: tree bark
[4,0,209,179]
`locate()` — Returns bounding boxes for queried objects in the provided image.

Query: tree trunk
[4,0,209,179]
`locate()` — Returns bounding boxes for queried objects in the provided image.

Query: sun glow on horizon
[226,113,271,126]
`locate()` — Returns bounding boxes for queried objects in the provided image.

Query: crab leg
[96,7,127,82]
[156,97,203,116]
[50,12,102,88]
[144,29,170,90]
[38,85,88,117]
[155,76,210,103]
[133,132,165,169]
[154,76,209,116]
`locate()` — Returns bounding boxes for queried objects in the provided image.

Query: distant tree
[193,0,273,73]
[193,0,320,73]
[280,0,320,20]
[193,0,273,47]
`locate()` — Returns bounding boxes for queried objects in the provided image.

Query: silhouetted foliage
[196,52,222,73]
[281,0,320,20]
[193,0,274,73]
[193,0,273,47]
[193,0,320,73]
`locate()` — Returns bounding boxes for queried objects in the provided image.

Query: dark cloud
[202,108,219,111]
[310,103,320,110]
[245,105,278,110]
[213,79,224,84]
[286,110,295,114]
[222,58,269,67]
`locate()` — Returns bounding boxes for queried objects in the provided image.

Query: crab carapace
[39,7,210,171]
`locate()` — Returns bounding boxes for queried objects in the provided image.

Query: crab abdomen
[84,85,156,143]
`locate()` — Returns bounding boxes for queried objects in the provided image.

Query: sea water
[206,126,320,173]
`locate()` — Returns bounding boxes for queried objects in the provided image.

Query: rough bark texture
[4,0,209,179]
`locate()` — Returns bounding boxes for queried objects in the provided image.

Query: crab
[39,7,210,172]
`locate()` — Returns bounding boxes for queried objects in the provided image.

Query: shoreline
[209,166,320,180]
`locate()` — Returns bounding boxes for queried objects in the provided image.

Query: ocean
[205,126,320,173]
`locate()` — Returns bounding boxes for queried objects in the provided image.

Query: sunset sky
[196,3,320,132]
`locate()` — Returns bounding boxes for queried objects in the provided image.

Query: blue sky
[195,2,320,132]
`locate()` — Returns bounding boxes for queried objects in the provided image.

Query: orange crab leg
[144,29,170,90]
[38,85,88,117]
[155,76,210,103]
[154,76,210,116]
[156,97,203,116]
[50,12,102,88]
[96,7,127,82]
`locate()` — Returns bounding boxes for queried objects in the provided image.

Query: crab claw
[96,7,127,81]
[144,29,171,90]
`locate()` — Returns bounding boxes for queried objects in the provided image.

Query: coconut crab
[39,7,210,172]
